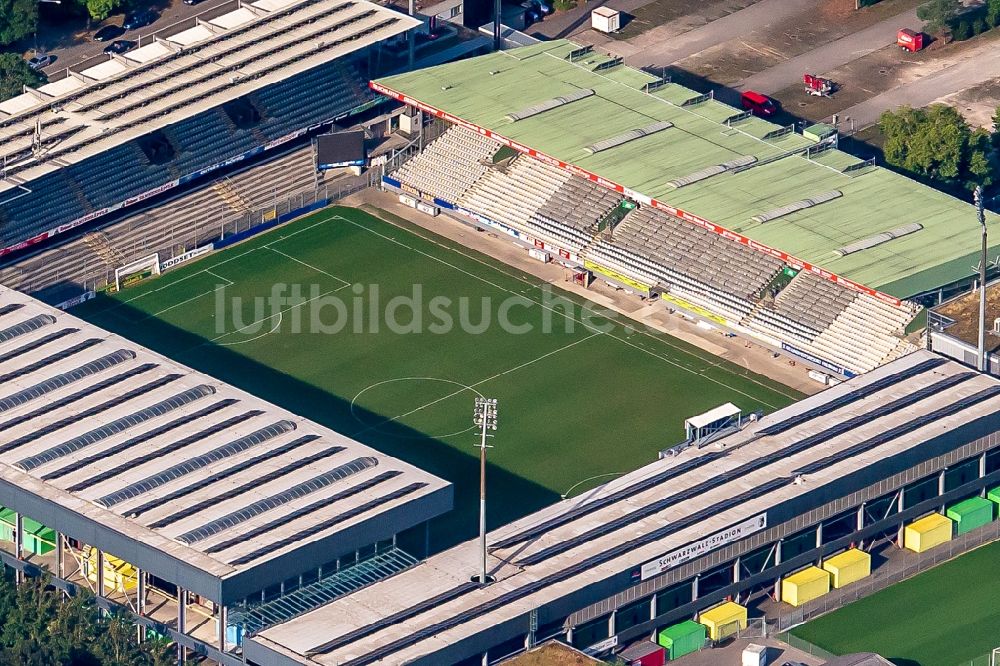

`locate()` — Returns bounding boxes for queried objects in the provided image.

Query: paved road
[837,39,1000,128]
[40,0,213,77]
[737,7,919,93]
[621,0,819,66]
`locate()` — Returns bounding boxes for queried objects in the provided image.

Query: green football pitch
[791,541,1000,666]
[76,206,800,550]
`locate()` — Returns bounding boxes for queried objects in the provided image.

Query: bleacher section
[810,294,920,372]
[0,147,317,296]
[0,62,374,251]
[746,271,855,345]
[392,126,501,202]
[457,157,570,231]
[526,169,623,254]
[387,126,920,377]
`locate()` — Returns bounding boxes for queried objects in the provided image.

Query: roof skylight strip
[0,373,180,455]
[17,385,216,472]
[97,420,297,507]
[0,350,135,414]
[177,456,378,544]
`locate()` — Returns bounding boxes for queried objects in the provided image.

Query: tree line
[1,0,132,102]
[0,573,173,666]
[878,104,1000,194]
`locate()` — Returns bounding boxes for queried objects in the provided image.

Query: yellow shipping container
[698,601,747,640]
[823,548,871,588]
[781,566,830,607]
[904,513,953,553]
[85,549,138,594]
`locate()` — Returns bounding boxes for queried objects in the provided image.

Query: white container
[742,644,767,666]
[416,201,440,216]
[808,369,829,385]
[528,248,551,263]
[399,194,418,208]
[591,7,620,33]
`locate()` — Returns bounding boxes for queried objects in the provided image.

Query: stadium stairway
[83,232,126,269]
[213,178,253,214]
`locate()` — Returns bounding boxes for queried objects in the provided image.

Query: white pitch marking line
[208,284,350,343]
[216,312,283,347]
[340,216,789,408]
[144,286,225,319]
[356,332,601,436]
[269,248,351,287]
[205,270,234,286]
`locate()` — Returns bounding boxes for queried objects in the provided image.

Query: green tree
[967,127,994,189]
[988,0,1000,26]
[0,575,173,665]
[992,105,1000,151]
[84,0,122,22]
[0,52,44,103]
[917,0,961,33]
[879,104,971,181]
[0,0,38,46]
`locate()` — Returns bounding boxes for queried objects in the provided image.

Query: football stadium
[4,15,1000,666]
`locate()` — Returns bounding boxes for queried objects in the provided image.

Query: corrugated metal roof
[376,40,1000,298]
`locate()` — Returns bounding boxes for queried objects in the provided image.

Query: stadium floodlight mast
[473,397,498,586]
[975,185,987,373]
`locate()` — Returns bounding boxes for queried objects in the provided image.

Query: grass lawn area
[76,206,800,551]
[791,540,1000,666]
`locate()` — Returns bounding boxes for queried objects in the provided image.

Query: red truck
[897,28,924,52]
[740,90,777,117]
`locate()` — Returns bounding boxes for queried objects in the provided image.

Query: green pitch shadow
[77,292,560,556]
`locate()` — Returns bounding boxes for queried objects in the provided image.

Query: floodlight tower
[473,397,498,586]
[976,185,987,373]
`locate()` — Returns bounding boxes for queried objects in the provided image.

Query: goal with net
[113,253,161,292]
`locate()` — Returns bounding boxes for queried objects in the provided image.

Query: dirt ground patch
[768,44,927,124]
[674,0,923,86]
[612,0,758,41]
[937,77,1000,128]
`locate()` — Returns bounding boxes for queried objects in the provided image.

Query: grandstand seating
[457,156,569,231]
[392,126,501,202]
[0,147,317,296]
[0,62,374,252]
[385,125,919,377]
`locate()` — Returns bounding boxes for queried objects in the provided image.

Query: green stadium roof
[376,39,1000,299]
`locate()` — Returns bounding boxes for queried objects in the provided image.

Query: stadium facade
[0,0,420,258]
[0,286,451,662]
[248,350,1000,665]
[367,39,1000,379]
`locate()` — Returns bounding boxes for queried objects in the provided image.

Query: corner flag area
[75,206,799,548]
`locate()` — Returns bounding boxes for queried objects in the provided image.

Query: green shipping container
[0,508,14,544]
[0,509,55,554]
[657,620,705,660]
[987,486,1000,506]
[21,518,55,555]
[947,496,994,535]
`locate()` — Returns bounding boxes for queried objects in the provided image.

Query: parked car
[183,0,205,5]
[740,90,778,117]
[93,24,125,42]
[26,53,52,70]
[103,39,136,55]
[123,10,157,30]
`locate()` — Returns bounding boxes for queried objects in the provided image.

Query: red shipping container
[618,641,665,666]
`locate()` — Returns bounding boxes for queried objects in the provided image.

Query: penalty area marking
[216,311,283,347]
[350,377,483,439]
